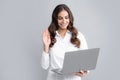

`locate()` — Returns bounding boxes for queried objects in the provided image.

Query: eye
[65,16,69,19]
[57,16,69,20]
[58,16,63,20]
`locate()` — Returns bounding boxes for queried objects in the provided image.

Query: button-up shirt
[41,30,88,80]
[41,31,88,80]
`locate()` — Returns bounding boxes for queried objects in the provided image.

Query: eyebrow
[58,15,69,17]
[58,15,69,18]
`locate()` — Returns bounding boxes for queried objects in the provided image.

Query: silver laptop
[52,48,100,74]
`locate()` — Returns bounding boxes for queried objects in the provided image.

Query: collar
[56,30,71,37]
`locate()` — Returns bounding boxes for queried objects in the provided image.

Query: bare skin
[42,29,51,53]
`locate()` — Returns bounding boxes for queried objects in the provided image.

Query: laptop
[52,48,100,74]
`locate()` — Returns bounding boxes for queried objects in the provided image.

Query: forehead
[58,10,69,17]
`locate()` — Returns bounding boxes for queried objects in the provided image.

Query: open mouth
[61,23,68,27]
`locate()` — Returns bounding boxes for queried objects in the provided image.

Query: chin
[61,27,67,30]
[61,25,68,29]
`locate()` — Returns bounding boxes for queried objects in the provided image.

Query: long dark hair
[48,4,80,48]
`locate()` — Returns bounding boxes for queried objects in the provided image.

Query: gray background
[0,0,120,80]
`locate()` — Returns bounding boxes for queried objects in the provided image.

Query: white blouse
[41,30,88,80]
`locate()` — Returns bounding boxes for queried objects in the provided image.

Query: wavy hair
[48,4,80,48]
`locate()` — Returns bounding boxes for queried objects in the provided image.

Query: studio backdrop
[0,0,120,80]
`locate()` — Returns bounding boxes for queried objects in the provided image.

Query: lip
[61,23,68,26]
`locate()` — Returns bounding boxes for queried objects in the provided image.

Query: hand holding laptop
[51,69,88,77]
[73,70,88,77]
[52,48,100,75]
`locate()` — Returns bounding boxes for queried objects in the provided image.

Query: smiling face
[57,10,70,30]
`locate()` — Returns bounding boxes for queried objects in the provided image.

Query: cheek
[66,19,70,23]
[57,20,62,24]
[68,20,70,23]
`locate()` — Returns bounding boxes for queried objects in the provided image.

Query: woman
[41,4,89,80]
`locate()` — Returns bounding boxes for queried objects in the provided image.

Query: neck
[57,29,67,38]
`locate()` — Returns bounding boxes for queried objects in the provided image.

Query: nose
[62,18,66,23]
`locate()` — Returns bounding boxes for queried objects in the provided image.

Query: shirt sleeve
[41,51,50,70]
[77,32,88,49]
[78,32,90,74]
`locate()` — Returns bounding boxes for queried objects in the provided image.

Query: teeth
[61,24,67,26]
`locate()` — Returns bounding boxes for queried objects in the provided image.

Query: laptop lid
[61,48,100,74]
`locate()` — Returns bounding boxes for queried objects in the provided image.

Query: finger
[80,70,84,74]
[43,29,47,37]
[76,73,84,77]
[79,70,86,77]
[44,29,48,36]
[46,29,50,36]
[45,29,47,35]
[81,71,87,76]
[47,35,50,40]
[74,72,82,75]
[42,29,48,40]
[46,30,50,39]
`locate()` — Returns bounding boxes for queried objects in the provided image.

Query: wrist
[44,45,49,53]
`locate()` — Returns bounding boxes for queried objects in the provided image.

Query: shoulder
[77,31,86,39]
[77,31,88,49]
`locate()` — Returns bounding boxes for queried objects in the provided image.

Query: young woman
[41,4,89,80]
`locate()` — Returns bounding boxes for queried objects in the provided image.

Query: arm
[41,29,51,70]
[74,32,89,77]
[77,32,88,49]
[41,51,50,70]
